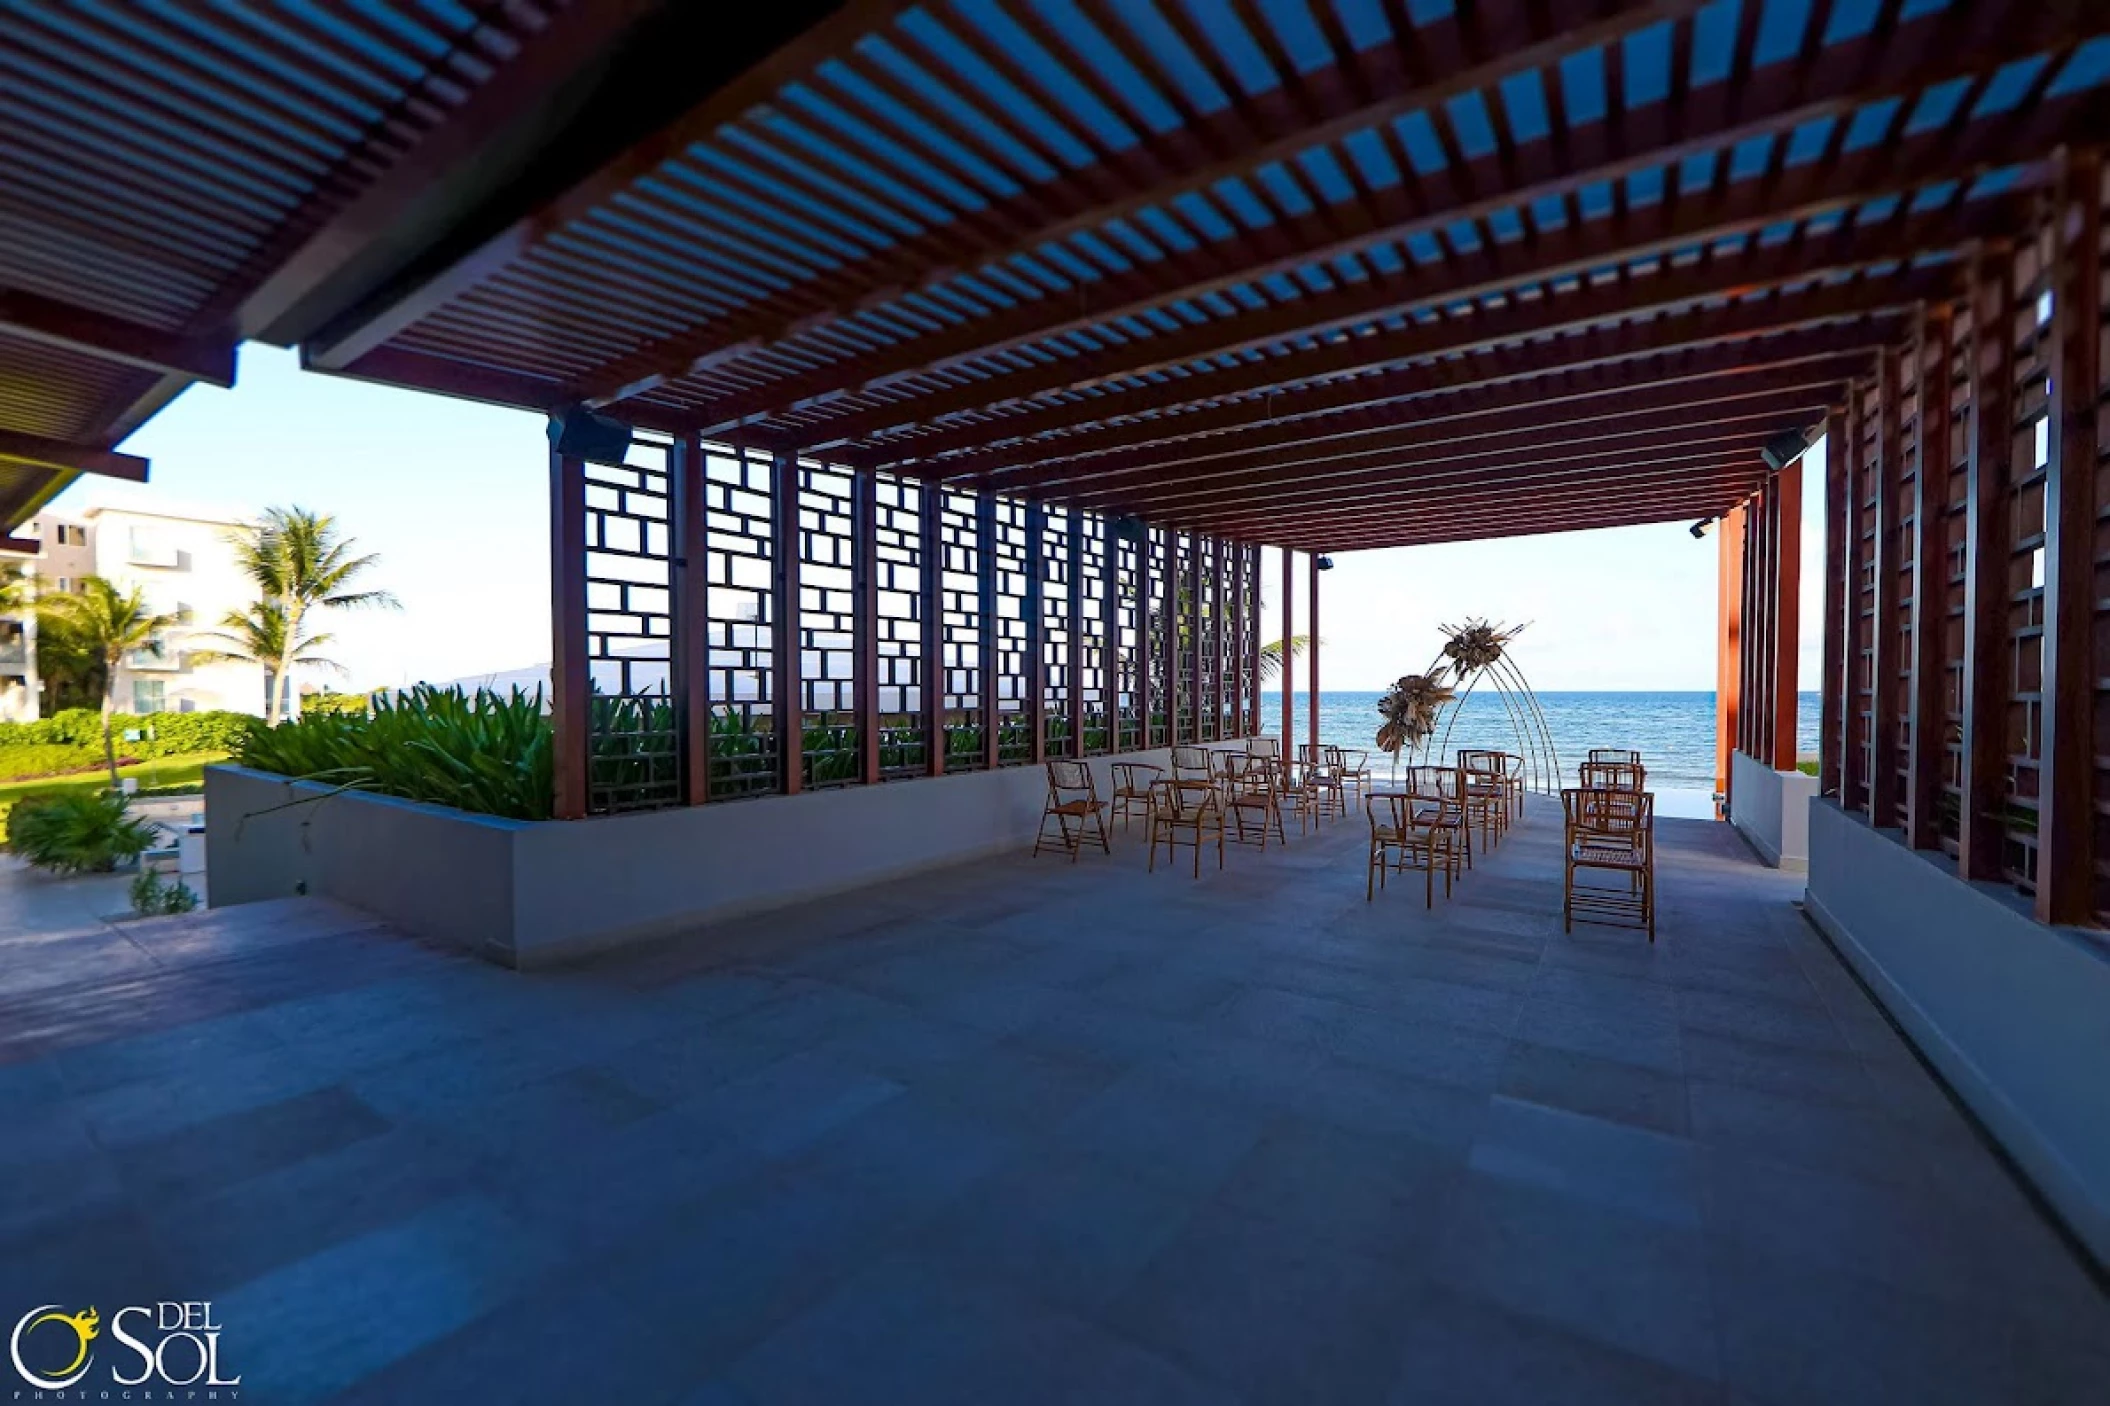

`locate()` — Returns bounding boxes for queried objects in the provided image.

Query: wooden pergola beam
[1046,378,1847,508]
[852,284,1921,475]
[1280,491,1748,552]
[692,62,2087,436]
[805,190,2005,456]
[0,289,234,387]
[0,429,150,481]
[576,0,1699,409]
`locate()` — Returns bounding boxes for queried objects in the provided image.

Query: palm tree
[1260,634,1309,682]
[228,507,397,722]
[189,600,346,724]
[35,577,178,785]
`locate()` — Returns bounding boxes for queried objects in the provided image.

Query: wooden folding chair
[1148,777,1225,877]
[1110,761,1163,834]
[1562,787,1656,940]
[1222,751,1287,849]
[1033,759,1112,862]
[1587,748,1644,767]
[1367,785,1458,908]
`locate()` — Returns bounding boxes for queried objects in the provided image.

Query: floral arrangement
[1374,672,1457,759]
[1440,618,1526,678]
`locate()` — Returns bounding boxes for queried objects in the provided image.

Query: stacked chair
[1032,759,1113,863]
[1562,752,1656,940]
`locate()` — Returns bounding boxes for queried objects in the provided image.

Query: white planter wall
[207,751,1177,968]
[1805,799,2110,1270]
[1728,749,1817,870]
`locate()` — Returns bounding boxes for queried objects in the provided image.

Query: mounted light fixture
[1760,428,1814,472]
[1110,514,1147,543]
[547,405,633,466]
[1689,518,1717,540]
[1315,555,1335,570]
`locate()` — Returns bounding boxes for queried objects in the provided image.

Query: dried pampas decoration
[1439,618,1525,678]
[1374,672,1457,760]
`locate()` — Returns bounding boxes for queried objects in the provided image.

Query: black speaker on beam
[1760,429,1811,473]
[1110,514,1148,543]
[547,405,634,466]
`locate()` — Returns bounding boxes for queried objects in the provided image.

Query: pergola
[7,1,2109,916]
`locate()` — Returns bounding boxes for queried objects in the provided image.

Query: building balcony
[120,645,180,671]
[0,643,26,671]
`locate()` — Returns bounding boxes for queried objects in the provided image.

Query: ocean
[1258,690,1819,801]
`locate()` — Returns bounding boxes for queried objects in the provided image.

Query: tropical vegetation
[5,789,158,874]
[129,869,201,916]
[33,577,180,785]
[223,506,397,723]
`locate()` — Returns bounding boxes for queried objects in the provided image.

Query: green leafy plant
[6,790,157,874]
[32,578,180,785]
[235,684,554,821]
[129,869,200,916]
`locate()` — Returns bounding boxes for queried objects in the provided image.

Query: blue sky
[93,344,1824,694]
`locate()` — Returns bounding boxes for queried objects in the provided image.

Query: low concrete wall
[208,750,1175,968]
[1728,749,1817,870]
[1805,799,2110,1270]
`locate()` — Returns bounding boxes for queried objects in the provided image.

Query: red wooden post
[2036,150,2102,925]
[1100,512,1120,751]
[1307,550,1321,764]
[1162,528,1179,745]
[1868,347,1904,828]
[1842,380,1870,812]
[1068,506,1087,758]
[853,465,881,787]
[1188,532,1204,743]
[1280,548,1294,749]
[1135,527,1154,751]
[1818,406,1847,799]
[1771,455,1804,773]
[549,448,590,820]
[771,450,804,796]
[1229,537,1246,737]
[1026,499,1047,766]
[1906,308,1952,846]
[673,432,711,804]
[1716,502,1744,805]
[920,482,945,777]
[977,493,1000,770]
[1959,245,2014,879]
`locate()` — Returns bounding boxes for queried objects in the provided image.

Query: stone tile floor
[1,804,2104,1403]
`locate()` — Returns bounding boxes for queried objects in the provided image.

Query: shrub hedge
[0,709,258,769]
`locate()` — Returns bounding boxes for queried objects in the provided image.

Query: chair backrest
[1578,760,1645,792]
[1046,758,1095,800]
[1367,791,1411,835]
[1298,742,1334,772]
[1220,752,1273,792]
[1112,761,1161,793]
[1564,786,1654,838]
[1404,764,1458,800]
[1588,748,1643,766]
[1171,745,1213,781]
[1457,749,1503,777]
[1337,748,1368,771]
[1246,736,1280,759]
[1155,777,1219,819]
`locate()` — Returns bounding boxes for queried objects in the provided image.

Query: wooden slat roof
[13,0,2110,549]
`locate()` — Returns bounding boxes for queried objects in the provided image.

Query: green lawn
[0,752,226,828]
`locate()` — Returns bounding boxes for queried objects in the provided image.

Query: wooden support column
[920,483,945,777]
[1869,350,1904,826]
[852,466,881,786]
[1027,500,1048,766]
[977,492,999,770]
[549,449,590,820]
[1907,309,1953,847]
[2036,150,2102,925]
[1230,538,1247,737]
[1281,548,1294,748]
[1307,551,1321,763]
[1742,496,1763,759]
[1771,454,1804,772]
[1161,529,1179,745]
[673,432,712,804]
[1100,513,1120,751]
[1135,528,1154,751]
[1716,502,1745,803]
[1188,532,1204,743]
[1067,505,1086,758]
[1249,545,1263,736]
[1959,244,2014,880]
[770,451,804,796]
[1819,407,1848,798]
[1843,381,1870,811]
[1210,536,1228,739]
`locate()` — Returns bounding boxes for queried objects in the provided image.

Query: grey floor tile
[1215,1114,1458,1258]
[1498,1038,1691,1135]
[1107,1204,1424,1406]
[1432,1171,1720,1380]
[1391,1285,1728,1405]
[1051,1066,1268,1197]
[1512,995,1684,1074]
[1470,1095,1702,1229]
